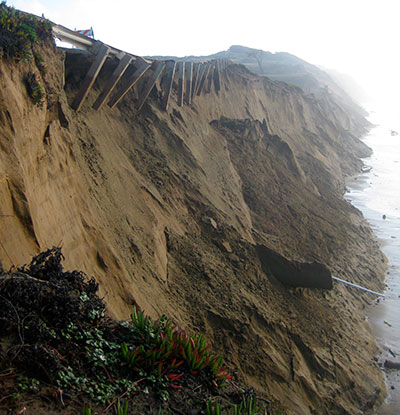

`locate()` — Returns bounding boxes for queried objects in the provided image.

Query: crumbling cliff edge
[0,24,387,414]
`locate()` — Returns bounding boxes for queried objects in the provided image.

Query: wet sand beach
[346,109,400,414]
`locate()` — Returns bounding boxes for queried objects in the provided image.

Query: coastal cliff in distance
[0,26,387,415]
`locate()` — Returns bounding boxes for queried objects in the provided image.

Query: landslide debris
[0,248,278,415]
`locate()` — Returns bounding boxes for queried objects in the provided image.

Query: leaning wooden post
[107,57,150,109]
[184,62,193,105]
[136,61,166,113]
[71,43,110,111]
[177,61,185,107]
[213,61,221,93]
[93,53,133,111]
[161,61,176,111]
[191,63,201,99]
[206,64,214,94]
[194,63,206,95]
[197,63,211,96]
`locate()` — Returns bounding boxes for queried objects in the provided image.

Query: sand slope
[0,42,387,414]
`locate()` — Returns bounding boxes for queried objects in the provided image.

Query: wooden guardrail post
[92,53,133,111]
[194,63,205,96]
[177,61,185,107]
[206,64,214,94]
[71,43,110,111]
[136,61,166,113]
[197,63,211,96]
[213,61,221,93]
[191,63,201,99]
[161,61,176,111]
[107,57,150,109]
[184,62,193,105]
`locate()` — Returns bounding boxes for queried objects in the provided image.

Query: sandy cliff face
[0,42,387,415]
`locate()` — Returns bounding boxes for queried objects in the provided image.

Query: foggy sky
[5,0,400,104]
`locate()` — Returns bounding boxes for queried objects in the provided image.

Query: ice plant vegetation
[24,71,45,105]
[0,248,277,413]
[121,307,231,388]
[0,1,52,61]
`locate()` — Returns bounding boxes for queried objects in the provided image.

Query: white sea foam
[346,104,400,414]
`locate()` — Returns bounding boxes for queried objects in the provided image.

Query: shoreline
[345,122,400,415]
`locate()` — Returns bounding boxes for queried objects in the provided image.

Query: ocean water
[345,103,400,415]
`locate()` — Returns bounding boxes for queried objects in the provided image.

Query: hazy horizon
[5,0,400,106]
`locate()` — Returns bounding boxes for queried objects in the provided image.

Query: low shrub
[24,71,45,105]
[0,248,277,414]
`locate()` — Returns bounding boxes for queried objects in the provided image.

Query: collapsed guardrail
[53,24,229,113]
